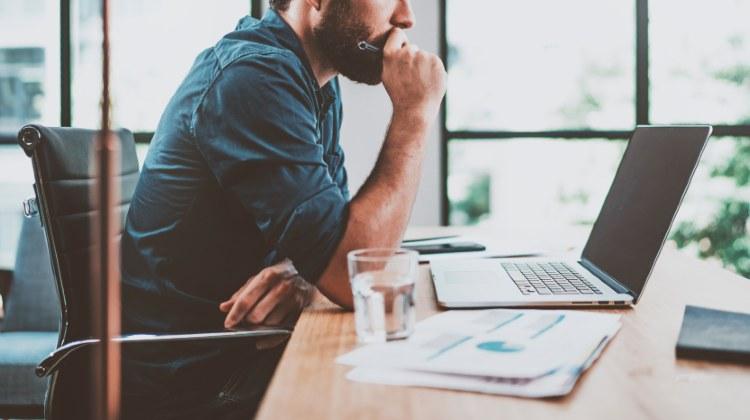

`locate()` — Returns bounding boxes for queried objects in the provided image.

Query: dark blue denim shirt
[121,10,349,399]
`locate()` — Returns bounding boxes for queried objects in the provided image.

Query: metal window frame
[439,0,750,225]
[61,0,72,127]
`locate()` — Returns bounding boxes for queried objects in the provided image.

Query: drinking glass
[347,248,418,343]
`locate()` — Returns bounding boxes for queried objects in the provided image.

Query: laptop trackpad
[440,270,508,300]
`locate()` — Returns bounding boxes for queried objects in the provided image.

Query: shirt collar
[237,9,338,107]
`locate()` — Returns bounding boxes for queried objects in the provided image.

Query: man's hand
[219,259,314,329]
[381,28,447,125]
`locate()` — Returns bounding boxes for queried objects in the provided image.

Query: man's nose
[391,0,416,29]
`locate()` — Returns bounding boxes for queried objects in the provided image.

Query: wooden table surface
[256,233,750,420]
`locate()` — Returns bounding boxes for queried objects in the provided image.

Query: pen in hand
[358,41,381,54]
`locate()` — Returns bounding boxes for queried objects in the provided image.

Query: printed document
[337,309,621,397]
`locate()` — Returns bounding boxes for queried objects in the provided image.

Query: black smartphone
[402,241,486,255]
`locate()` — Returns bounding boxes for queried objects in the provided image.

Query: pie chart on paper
[476,341,525,353]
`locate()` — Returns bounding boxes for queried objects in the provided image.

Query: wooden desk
[256,241,750,420]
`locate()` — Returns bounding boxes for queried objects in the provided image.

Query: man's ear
[303,0,322,11]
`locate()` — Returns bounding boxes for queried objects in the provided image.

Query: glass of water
[347,248,418,343]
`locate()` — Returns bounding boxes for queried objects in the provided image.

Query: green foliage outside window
[672,140,750,278]
[449,173,491,225]
[670,53,750,279]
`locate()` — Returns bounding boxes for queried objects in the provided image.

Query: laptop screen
[581,126,711,302]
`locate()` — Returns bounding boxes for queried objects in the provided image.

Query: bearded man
[120,0,445,417]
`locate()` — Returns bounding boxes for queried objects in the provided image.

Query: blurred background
[444,0,750,278]
[0,0,747,284]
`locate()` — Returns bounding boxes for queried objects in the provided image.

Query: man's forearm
[315,27,446,308]
[315,113,431,308]
[349,112,429,245]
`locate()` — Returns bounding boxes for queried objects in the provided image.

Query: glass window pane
[448,139,627,229]
[448,137,750,277]
[0,145,34,268]
[0,0,60,133]
[135,143,149,168]
[70,0,103,129]
[650,0,750,125]
[73,0,251,131]
[0,0,58,268]
[671,137,750,277]
[446,0,635,132]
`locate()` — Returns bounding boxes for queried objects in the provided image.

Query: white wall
[338,1,442,226]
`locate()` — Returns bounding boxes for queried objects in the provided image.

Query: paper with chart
[337,309,621,380]
[344,317,620,398]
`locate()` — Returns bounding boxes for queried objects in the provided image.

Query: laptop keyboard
[501,262,602,295]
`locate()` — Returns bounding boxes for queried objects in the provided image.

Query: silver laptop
[430,125,712,308]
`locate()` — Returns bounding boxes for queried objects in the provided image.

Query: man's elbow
[318,285,354,311]
[315,272,354,311]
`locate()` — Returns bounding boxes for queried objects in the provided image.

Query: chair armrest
[36,326,291,377]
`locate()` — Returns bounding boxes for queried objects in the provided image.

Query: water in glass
[351,270,416,343]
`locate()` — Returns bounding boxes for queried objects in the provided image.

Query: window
[0,0,60,267]
[448,139,626,227]
[72,0,253,131]
[650,0,750,125]
[0,0,60,134]
[444,0,750,277]
[0,1,258,268]
[447,0,635,132]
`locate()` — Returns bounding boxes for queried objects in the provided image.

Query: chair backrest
[17,125,139,420]
[0,215,60,332]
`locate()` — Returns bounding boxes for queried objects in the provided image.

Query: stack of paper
[337,309,621,398]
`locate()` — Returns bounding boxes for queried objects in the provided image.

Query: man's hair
[269,0,292,11]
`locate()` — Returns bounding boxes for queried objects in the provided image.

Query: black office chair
[17,125,290,420]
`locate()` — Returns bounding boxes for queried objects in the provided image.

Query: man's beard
[312,1,384,85]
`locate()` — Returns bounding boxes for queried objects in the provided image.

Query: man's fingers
[221,259,301,327]
[245,278,294,325]
[219,275,256,313]
[224,289,257,328]
[223,271,275,327]
[383,27,409,55]
[219,299,233,313]
[220,261,296,313]
[261,294,298,326]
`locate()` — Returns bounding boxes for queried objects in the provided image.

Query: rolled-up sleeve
[191,52,348,283]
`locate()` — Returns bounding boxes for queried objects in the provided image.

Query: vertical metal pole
[439,0,449,226]
[251,0,264,18]
[61,0,72,126]
[92,0,121,418]
[636,0,650,125]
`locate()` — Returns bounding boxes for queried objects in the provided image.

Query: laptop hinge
[579,258,635,297]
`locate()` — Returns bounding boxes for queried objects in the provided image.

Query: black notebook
[676,305,750,365]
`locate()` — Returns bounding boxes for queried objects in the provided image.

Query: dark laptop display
[581,126,712,302]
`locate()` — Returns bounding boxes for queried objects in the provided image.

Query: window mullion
[636,0,649,125]
[61,0,72,127]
